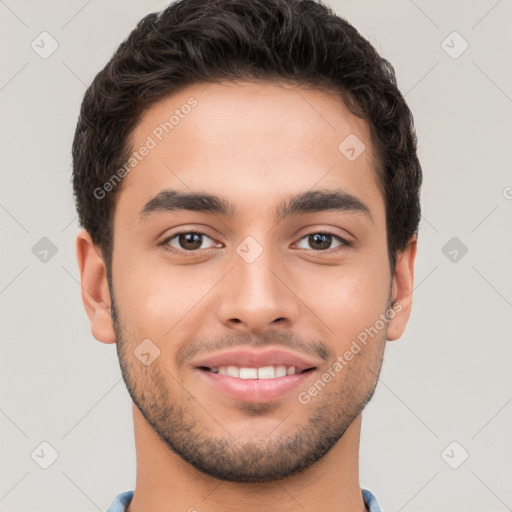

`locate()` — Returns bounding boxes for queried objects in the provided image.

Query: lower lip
[196,368,317,403]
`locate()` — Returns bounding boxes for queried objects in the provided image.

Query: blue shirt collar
[107,488,383,511]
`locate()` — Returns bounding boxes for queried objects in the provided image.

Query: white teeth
[257,366,275,379]
[275,365,287,377]
[210,365,300,379]
[239,367,258,379]
[226,365,239,378]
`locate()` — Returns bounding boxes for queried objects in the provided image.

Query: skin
[77,80,416,512]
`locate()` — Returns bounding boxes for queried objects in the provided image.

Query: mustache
[175,331,332,369]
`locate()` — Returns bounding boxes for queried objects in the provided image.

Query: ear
[386,237,417,341]
[76,229,116,344]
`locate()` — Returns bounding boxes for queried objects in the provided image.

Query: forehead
[116,80,383,224]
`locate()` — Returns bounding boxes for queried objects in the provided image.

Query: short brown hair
[72,0,422,274]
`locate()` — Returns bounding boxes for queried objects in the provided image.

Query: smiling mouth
[197,365,316,379]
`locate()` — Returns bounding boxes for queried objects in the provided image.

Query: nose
[216,242,300,334]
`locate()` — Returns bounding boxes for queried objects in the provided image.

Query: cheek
[304,255,390,347]
[113,256,212,340]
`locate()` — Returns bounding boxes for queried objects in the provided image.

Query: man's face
[109,81,394,482]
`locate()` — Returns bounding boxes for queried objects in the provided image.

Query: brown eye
[309,233,332,250]
[163,231,216,252]
[295,232,349,252]
[177,233,203,250]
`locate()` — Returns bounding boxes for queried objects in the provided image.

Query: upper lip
[192,347,320,373]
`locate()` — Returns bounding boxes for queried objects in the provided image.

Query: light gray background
[1,1,511,511]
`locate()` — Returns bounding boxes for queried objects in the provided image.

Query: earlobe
[76,229,116,344]
[386,237,417,342]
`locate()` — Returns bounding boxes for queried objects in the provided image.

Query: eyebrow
[139,188,373,222]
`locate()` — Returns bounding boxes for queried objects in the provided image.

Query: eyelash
[160,229,352,256]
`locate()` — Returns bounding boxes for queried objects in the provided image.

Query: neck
[127,405,367,512]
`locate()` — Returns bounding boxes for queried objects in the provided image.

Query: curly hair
[72,0,422,275]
